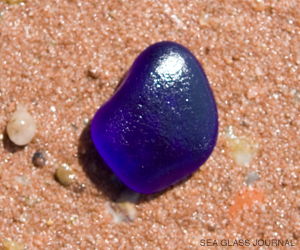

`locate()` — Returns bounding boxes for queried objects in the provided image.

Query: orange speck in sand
[229,187,264,219]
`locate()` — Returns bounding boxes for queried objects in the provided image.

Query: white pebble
[105,201,137,223]
[224,126,259,166]
[6,105,36,146]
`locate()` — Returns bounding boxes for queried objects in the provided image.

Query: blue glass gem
[91,41,218,194]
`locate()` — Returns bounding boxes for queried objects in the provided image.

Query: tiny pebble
[14,175,31,186]
[2,239,24,250]
[19,213,30,223]
[6,105,36,146]
[55,163,75,186]
[87,67,100,79]
[247,86,259,100]
[199,13,209,27]
[245,171,260,186]
[105,201,137,223]
[73,183,86,194]
[83,118,89,125]
[105,189,140,223]
[223,56,233,65]
[116,202,137,221]
[232,139,258,166]
[68,214,79,224]
[32,150,46,167]
[25,198,35,207]
[207,222,216,232]
[46,220,54,226]
[25,197,41,207]
[255,66,264,76]
[224,126,259,166]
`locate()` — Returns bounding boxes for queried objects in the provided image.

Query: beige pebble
[55,163,75,186]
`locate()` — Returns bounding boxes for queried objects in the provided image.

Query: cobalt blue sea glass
[91,41,218,194]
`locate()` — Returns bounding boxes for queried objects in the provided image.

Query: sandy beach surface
[0,0,300,249]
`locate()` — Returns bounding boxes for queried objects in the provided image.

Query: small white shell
[6,106,36,146]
